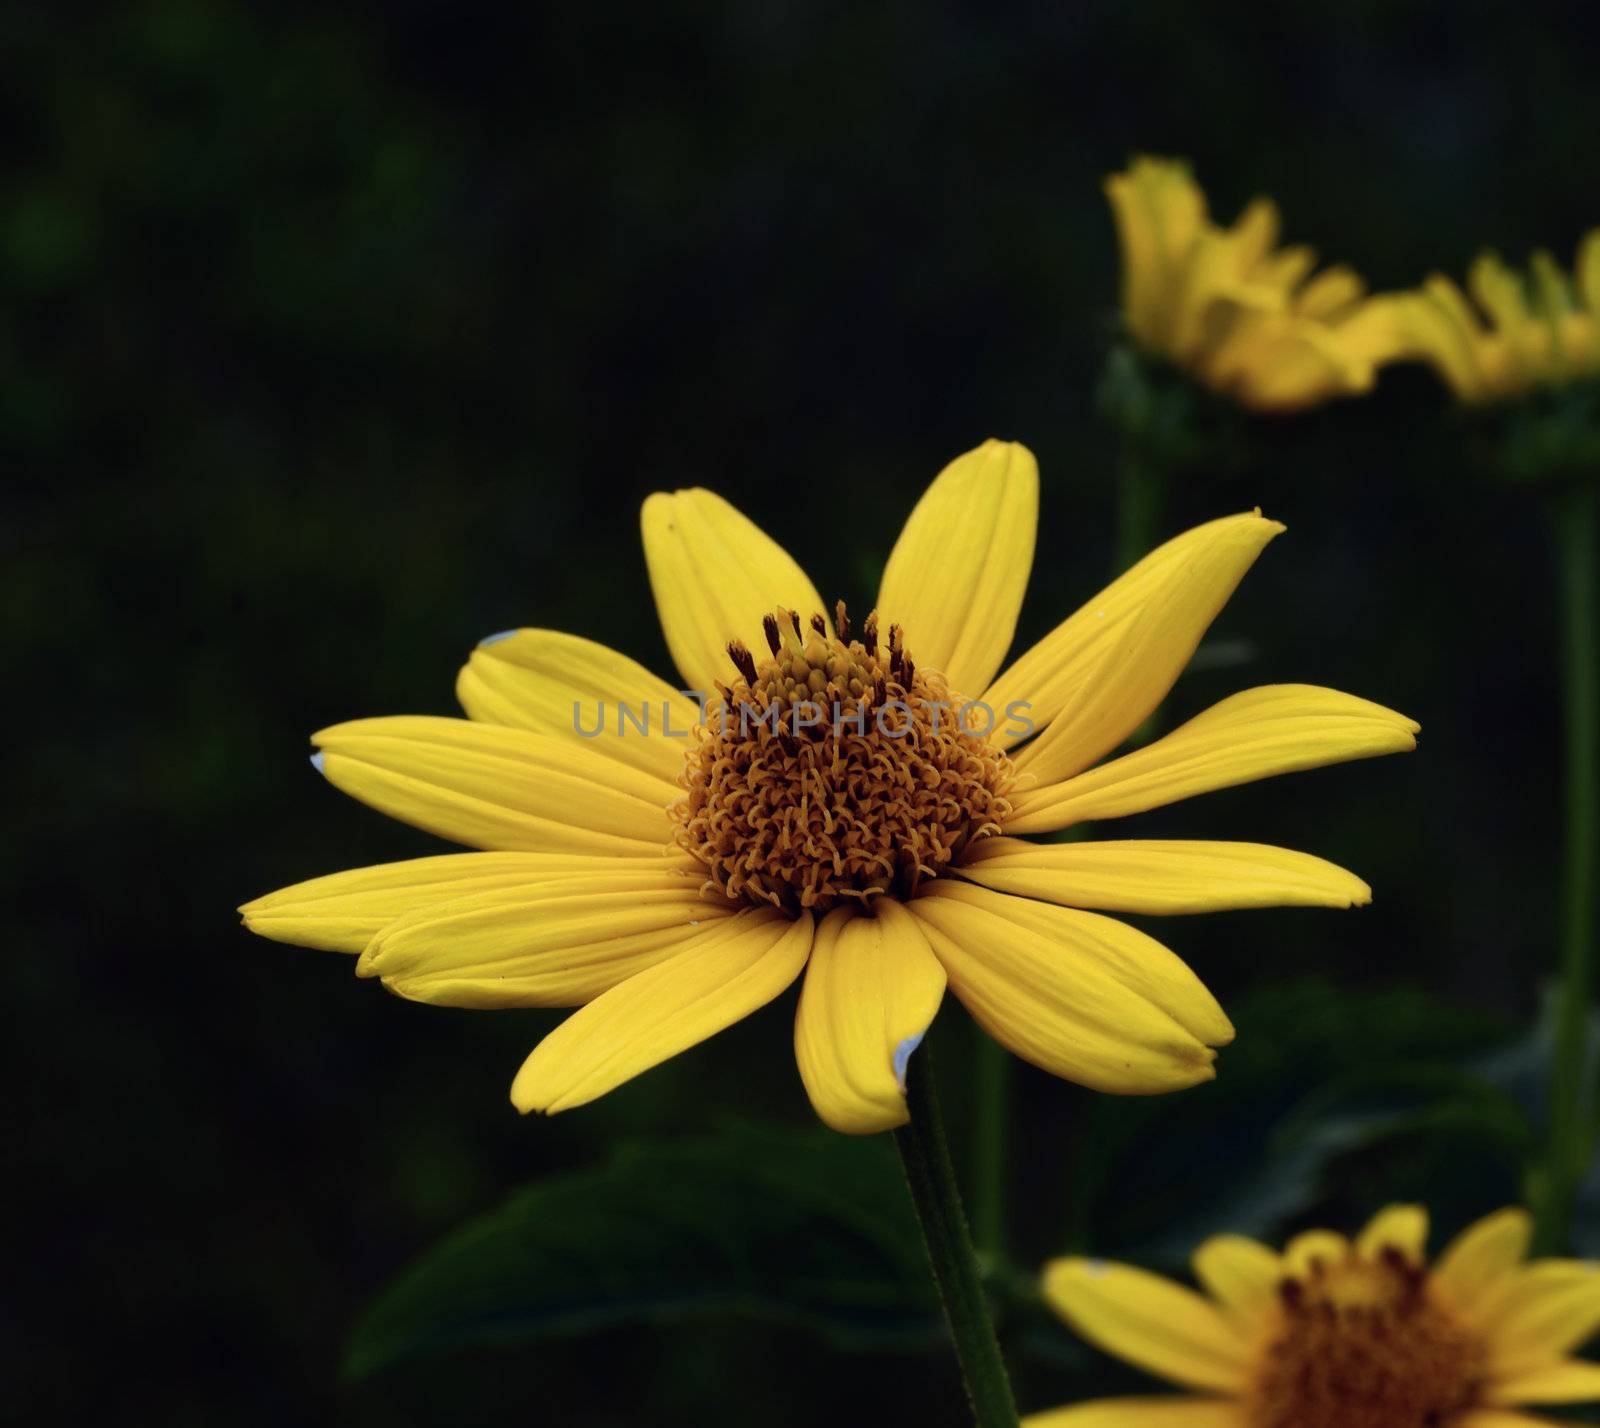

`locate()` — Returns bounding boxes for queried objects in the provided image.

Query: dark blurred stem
[1542,479,1599,1253]
[895,1049,1020,1428]
[1115,438,1163,577]
[1116,438,1166,744]
[969,1035,1009,1263]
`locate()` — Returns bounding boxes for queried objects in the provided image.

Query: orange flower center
[671,603,1012,913]
[1247,1246,1486,1428]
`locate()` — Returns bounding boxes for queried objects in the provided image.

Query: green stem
[1542,479,1600,1253]
[1115,439,1163,577]
[969,1035,1009,1262]
[894,1049,1020,1428]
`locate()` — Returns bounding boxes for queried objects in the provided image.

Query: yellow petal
[1191,1234,1283,1324]
[1488,1358,1600,1405]
[1393,281,1486,402]
[959,837,1369,916]
[1105,157,1208,350]
[1578,230,1600,317]
[640,487,827,696]
[1355,1203,1429,1265]
[1295,265,1366,320]
[457,628,697,781]
[1283,1230,1349,1277]
[239,851,582,953]
[1009,516,1283,785]
[1487,1262,1600,1375]
[1006,685,1419,834]
[1433,1208,1534,1320]
[312,715,674,855]
[1041,1258,1253,1394]
[909,883,1223,1093]
[360,872,734,1008]
[793,900,946,1135]
[875,439,1038,696]
[511,909,814,1114]
[1024,1398,1245,1428]
[1458,1413,1570,1428]
[929,879,1232,1046]
[984,513,1282,753]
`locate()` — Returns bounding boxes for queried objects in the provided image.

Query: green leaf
[344,1123,942,1381]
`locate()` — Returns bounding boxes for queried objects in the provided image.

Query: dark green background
[8,2,1598,1422]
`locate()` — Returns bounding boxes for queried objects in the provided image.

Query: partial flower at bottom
[241,439,1417,1133]
[1028,1204,1600,1427]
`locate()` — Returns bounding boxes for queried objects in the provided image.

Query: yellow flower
[241,440,1417,1133]
[1030,1204,1600,1428]
[1393,232,1600,404]
[1105,156,1402,413]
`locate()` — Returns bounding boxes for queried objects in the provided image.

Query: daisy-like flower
[1030,1204,1600,1428]
[241,440,1417,1133]
[1393,232,1600,403]
[1105,156,1402,413]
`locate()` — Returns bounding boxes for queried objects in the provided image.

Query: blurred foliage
[8,1,1600,1424]
[345,1125,941,1381]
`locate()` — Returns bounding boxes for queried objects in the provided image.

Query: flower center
[671,603,1013,913]
[1247,1247,1486,1428]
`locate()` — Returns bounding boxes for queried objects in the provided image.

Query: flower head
[1393,231,1600,404]
[1105,156,1402,412]
[1030,1205,1600,1427]
[241,439,1416,1133]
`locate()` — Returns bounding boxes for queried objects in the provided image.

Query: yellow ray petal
[312,715,674,855]
[1394,281,1486,402]
[1192,1234,1283,1324]
[1356,1203,1429,1265]
[456,628,698,780]
[958,836,1370,915]
[640,487,827,697]
[1105,157,1208,349]
[1578,230,1600,317]
[793,900,946,1135]
[1458,1412,1572,1428]
[1024,1397,1245,1428]
[1005,685,1419,834]
[984,512,1282,753]
[1486,1262,1600,1376]
[360,874,734,1008]
[239,851,682,953]
[928,879,1232,1046]
[908,884,1222,1094]
[1295,265,1366,320]
[1009,516,1283,785]
[1283,1230,1349,1277]
[1041,1258,1253,1394]
[875,439,1038,697]
[1432,1208,1534,1320]
[1488,1358,1600,1405]
[511,909,814,1114]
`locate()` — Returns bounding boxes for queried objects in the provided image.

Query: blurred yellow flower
[1393,231,1600,404]
[242,440,1416,1133]
[1105,156,1402,413]
[1030,1204,1600,1427]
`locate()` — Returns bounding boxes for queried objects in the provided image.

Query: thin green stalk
[1115,439,1163,577]
[895,1049,1020,1428]
[969,1034,1009,1263]
[1542,479,1599,1253]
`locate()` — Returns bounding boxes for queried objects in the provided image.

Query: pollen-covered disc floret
[671,603,1013,913]
[1248,1245,1486,1428]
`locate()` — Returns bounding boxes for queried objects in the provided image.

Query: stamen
[727,639,758,684]
[672,603,1012,914]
